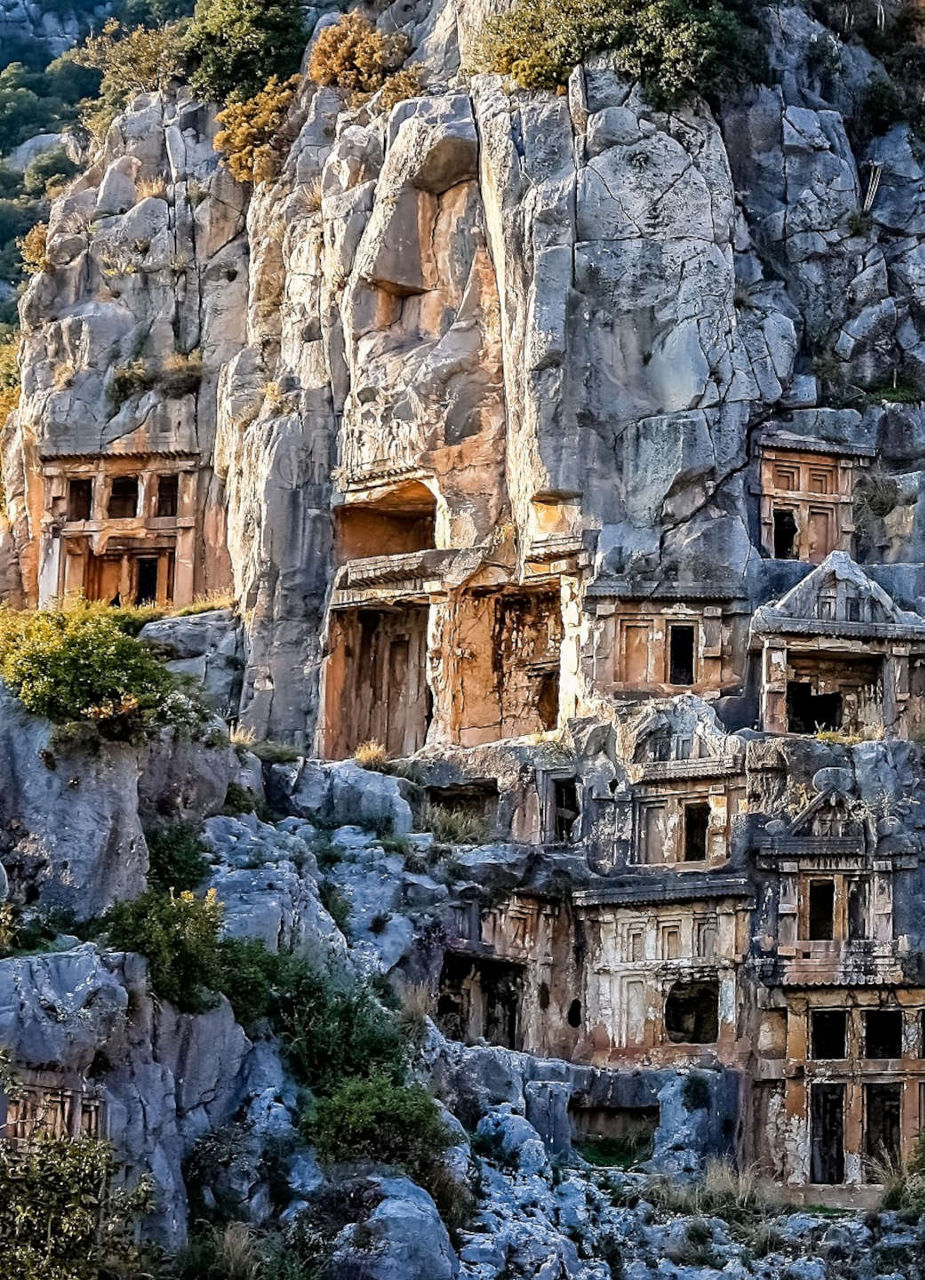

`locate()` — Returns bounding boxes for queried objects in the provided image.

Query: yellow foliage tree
[308,11,409,103]
[214,74,300,184]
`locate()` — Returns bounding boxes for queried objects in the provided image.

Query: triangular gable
[784,789,864,840]
[752,552,925,635]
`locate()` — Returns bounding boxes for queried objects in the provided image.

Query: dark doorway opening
[683,802,710,862]
[665,979,719,1044]
[436,953,524,1050]
[865,1009,903,1060]
[848,881,867,941]
[811,1082,845,1184]
[808,880,835,941]
[67,478,92,522]
[669,625,695,686]
[569,1102,659,1166]
[811,1009,847,1060]
[156,474,178,517]
[135,558,159,605]
[865,1083,902,1176]
[787,682,842,733]
[108,475,139,519]
[552,777,580,843]
[536,668,560,731]
[773,507,798,559]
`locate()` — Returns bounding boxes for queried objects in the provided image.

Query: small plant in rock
[103,887,224,1012]
[353,738,389,771]
[308,11,410,104]
[215,74,301,184]
[146,822,211,894]
[19,220,49,274]
[378,64,424,111]
[0,329,19,424]
[308,1071,452,1178]
[417,800,487,845]
[221,780,272,821]
[110,358,156,406]
[320,881,351,933]
[162,349,203,397]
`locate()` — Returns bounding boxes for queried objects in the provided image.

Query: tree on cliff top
[187,0,307,103]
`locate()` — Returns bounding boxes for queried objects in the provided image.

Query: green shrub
[274,960,408,1093]
[0,1135,151,1279]
[0,605,209,742]
[103,887,224,1012]
[858,73,908,139]
[0,604,205,740]
[146,822,211,893]
[320,881,351,933]
[472,0,763,107]
[309,1072,452,1178]
[22,145,78,196]
[188,0,307,103]
[211,938,408,1089]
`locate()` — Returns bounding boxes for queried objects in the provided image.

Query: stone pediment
[751,552,925,640]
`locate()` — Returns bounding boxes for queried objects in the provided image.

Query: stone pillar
[761,639,788,732]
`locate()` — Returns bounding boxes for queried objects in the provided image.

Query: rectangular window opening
[811,1009,847,1060]
[865,1009,903,1060]
[683,801,710,862]
[552,777,579,844]
[108,475,138,519]
[66,478,92,522]
[668,624,695,686]
[155,474,178,518]
[808,880,835,941]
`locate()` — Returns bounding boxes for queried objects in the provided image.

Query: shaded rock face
[0,684,245,917]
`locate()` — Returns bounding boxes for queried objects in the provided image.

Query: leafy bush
[103,887,224,1011]
[18,220,48,274]
[0,1134,151,1279]
[472,0,763,107]
[274,959,408,1093]
[0,605,209,741]
[147,822,211,893]
[221,780,272,820]
[188,0,307,103]
[215,74,300,183]
[320,880,351,932]
[379,65,424,112]
[0,606,208,742]
[0,329,19,424]
[309,1072,452,1177]
[22,146,79,196]
[308,11,409,104]
[73,18,189,136]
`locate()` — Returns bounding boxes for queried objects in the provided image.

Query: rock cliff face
[10,0,925,1269]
